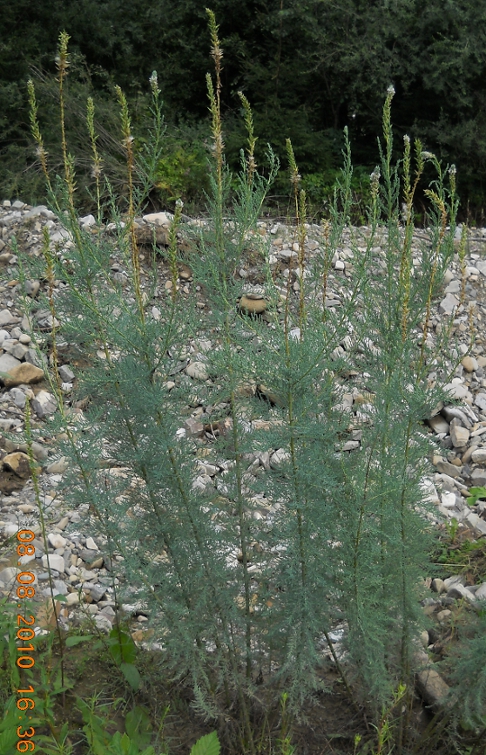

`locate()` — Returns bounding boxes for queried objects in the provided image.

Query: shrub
[17,20,485,755]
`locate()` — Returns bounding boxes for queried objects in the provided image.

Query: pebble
[1,198,486,660]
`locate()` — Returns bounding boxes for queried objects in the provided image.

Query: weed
[8,14,485,755]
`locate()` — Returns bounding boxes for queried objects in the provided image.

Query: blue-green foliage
[18,42,485,750]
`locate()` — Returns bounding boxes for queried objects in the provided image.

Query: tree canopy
[2,0,486,217]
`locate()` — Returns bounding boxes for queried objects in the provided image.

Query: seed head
[149,71,160,96]
[370,167,381,183]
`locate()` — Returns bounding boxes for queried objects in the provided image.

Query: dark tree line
[2,0,486,217]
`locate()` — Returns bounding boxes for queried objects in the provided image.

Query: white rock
[447,583,476,603]
[441,492,458,508]
[0,309,16,326]
[466,512,486,535]
[3,523,20,537]
[0,567,20,583]
[79,214,96,227]
[48,533,66,549]
[143,212,173,227]
[270,449,291,469]
[475,582,486,600]
[444,280,460,293]
[476,260,486,276]
[31,390,57,417]
[42,553,65,573]
[439,293,458,314]
[444,382,471,401]
[85,537,99,550]
[94,614,113,632]
[474,393,486,411]
[444,575,465,589]
[192,474,213,491]
[471,448,486,463]
[185,362,209,380]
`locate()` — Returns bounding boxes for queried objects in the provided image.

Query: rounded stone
[471,448,486,464]
[185,362,209,380]
[48,533,67,549]
[2,452,31,479]
[462,355,478,372]
[239,295,267,314]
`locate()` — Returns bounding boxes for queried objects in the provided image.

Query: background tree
[1,0,486,218]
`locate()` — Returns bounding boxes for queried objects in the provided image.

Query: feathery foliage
[16,23,486,754]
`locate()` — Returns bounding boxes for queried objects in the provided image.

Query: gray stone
[470,468,486,486]
[442,406,474,428]
[58,364,75,382]
[10,343,28,360]
[0,567,20,584]
[428,415,449,434]
[52,579,68,595]
[466,512,486,535]
[446,583,476,602]
[31,390,57,417]
[0,309,16,326]
[94,614,114,632]
[450,425,470,448]
[439,293,459,314]
[415,650,450,710]
[475,582,486,600]
[0,352,21,376]
[9,387,26,408]
[183,418,204,437]
[185,362,209,380]
[46,458,69,474]
[435,460,462,477]
[474,393,486,411]
[86,584,106,602]
[270,449,291,469]
[471,447,486,463]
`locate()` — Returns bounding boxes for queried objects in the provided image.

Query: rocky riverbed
[1,198,486,706]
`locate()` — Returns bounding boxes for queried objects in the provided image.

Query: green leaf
[125,705,152,747]
[65,634,95,646]
[109,628,137,664]
[120,662,141,690]
[466,486,486,506]
[190,731,220,755]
